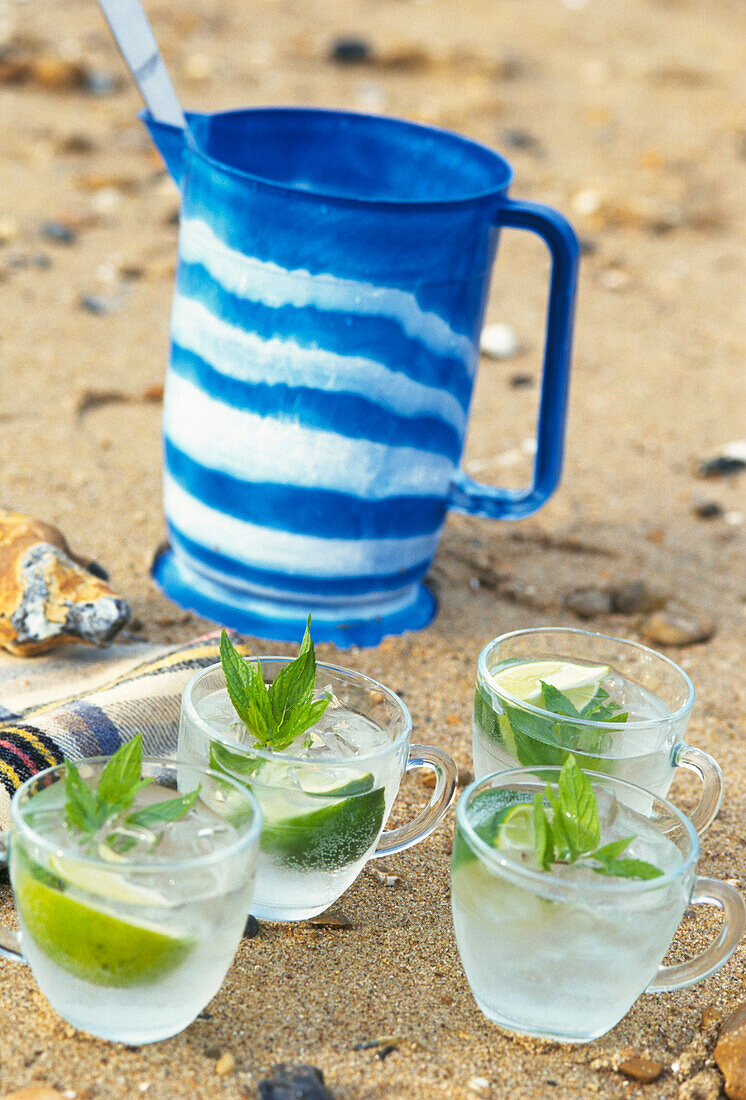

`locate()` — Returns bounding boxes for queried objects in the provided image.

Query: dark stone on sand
[698,455,746,478]
[40,221,77,245]
[510,373,534,388]
[501,128,542,154]
[83,70,119,95]
[693,499,724,519]
[258,1064,333,1100]
[328,37,372,64]
[80,293,115,315]
[610,580,665,614]
[244,914,260,938]
[563,586,613,618]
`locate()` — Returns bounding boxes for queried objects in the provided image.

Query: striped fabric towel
[0,632,238,830]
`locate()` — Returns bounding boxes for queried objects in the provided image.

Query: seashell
[0,507,130,655]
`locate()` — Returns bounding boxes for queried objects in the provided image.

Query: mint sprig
[219,617,331,752]
[64,734,199,847]
[531,755,663,880]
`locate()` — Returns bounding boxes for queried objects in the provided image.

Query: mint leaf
[126,788,200,829]
[540,682,582,720]
[219,630,273,740]
[557,755,601,853]
[592,857,664,880]
[545,784,575,861]
[533,792,553,870]
[64,759,101,833]
[63,736,200,850]
[219,618,331,752]
[592,837,633,862]
[97,735,150,813]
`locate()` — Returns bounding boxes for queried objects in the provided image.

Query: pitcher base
[152,549,437,647]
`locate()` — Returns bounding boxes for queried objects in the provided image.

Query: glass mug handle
[0,833,23,963]
[648,877,746,992]
[374,745,458,858]
[448,198,579,521]
[675,744,724,835]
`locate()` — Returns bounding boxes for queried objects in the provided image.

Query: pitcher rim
[169,105,515,209]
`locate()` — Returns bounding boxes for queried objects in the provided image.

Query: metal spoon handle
[98,0,185,128]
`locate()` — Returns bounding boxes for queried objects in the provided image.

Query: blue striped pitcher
[143,108,579,647]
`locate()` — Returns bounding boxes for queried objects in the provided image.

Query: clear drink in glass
[3,758,261,1043]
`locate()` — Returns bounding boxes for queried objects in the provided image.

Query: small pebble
[307,909,352,929]
[41,220,77,245]
[693,499,724,519]
[572,188,603,216]
[480,322,520,360]
[0,214,21,244]
[0,1091,68,1100]
[467,1077,492,1097]
[258,1064,332,1100]
[611,579,665,614]
[564,586,613,618]
[83,69,119,95]
[510,373,534,388]
[715,1001,746,1099]
[365,865,401,886]
[31,55,85,89]
[501,128,542,154]
[698,442,746,477]
[184,53,213,82]
[215,1052,236,1076]
[641,606,715,647]
[244,914,260,938]
[329,37,373,65]
[617,1057,664,1083]
[79,292,119,316]
[677,1070,722,1100]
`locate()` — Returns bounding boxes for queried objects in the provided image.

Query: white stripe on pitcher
[178,217,478,371]
[171,295,469,436]
[163,474,440,577]
[164,374,455,499]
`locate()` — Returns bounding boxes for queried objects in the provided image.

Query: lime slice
[493,803,535,853]
[492,660,611,711]
[48,854,168,907]
[15,858,195,987]
[451,789,532,870]
[209,740,384,871]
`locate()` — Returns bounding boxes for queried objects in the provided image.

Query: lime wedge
[48,854,168,907]
[209,740,385,871]
[492,660,611,711]
[494,803,535,854]
[16,858,195,987]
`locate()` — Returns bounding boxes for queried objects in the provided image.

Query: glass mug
[472,628,723,832]
[0,758,262,1043]
[144,106,579,646]
[179,657,458,920]
[452,767,745,1043]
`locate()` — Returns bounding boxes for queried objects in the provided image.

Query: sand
[0,0,744,1095]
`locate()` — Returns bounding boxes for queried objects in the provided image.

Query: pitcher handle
[675,744,724,836]
[0,834,23,963]
[448,198,579,520]
[647,877,745,992]
[374,745,457,858]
